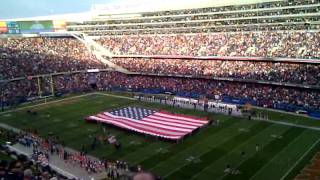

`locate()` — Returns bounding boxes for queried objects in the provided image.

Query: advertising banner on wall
[18,20,54,33]
[6,21,20,34]
[0,21,8,34]
[53,20,67,32]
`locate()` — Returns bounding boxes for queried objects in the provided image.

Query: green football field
[0,93,319,180]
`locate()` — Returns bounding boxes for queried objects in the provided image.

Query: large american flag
[86,106,209,140]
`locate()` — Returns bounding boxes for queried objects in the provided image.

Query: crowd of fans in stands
[17,130,108,174]
[0,37,106,79]
[1,36,320,113]
[0,128,132,179]
[2,36,319,86]
[95,72,320,111]
[0,30,320,178]
[76,0,319,35]
[4,72,319,112]
[110,58,320,86]
[0,129,68,179]
[97,31,320,59]
[0,155,66,180]
[143,0,317,17]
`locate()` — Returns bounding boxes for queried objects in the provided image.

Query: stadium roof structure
[1,12,93,22]
[92,0,280,15]
[2,0,280,21]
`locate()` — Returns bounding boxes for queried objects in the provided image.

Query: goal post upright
[37,76,42,98]
[50,75,55,97]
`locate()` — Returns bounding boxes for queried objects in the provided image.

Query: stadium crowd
[82,0,316,24]
[96,72,320,111]
[0,129,68,179]
[110,58,320,85]
[143,0,318,17]
[75,0,319,35]
[0,155,66,180]
[3,72,319,113]
[0,37,106,79]
[0,128,132,179]
[1,36,320,87]
[1,36,320,115]
[17,131,107,174]
[97,31,320,59]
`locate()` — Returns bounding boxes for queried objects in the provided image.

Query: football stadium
[0,0,320,179]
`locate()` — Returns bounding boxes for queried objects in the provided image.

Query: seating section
[109,58,320,86]
[0,37,106,79]
[3,72,320,114]
[68,1,320,35]
[97,32,320,59]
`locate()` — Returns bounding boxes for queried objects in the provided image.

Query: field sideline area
[0,92,319,180]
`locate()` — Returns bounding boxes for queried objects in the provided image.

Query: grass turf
[0,130,14,161]
[0,93,319,180]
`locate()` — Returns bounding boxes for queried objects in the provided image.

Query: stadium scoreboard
[0,21,8,34]
[6,21,20,34]
[0,20,66,34]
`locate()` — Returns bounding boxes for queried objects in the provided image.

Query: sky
[0,0,273,20]
[0,0,117,19]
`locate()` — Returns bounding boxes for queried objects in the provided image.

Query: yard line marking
[125,143,170,165]
[190,124,286,180]
[280,137,320,180]
[161,122,259,178]
[95,92,136,100]
[0,93,96,115]
[253,118,320,131]
[100,93,320,132]
[147,121,244,171]
[248,130,306,180]
[1,92,319,132]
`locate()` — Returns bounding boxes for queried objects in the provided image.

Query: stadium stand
[2,72,320,117]
[68,0,320,35]
[0,128,129,179]
[108,58,320,86]
[1,0,320,179]
[0,37,107,79]
[97,32,320,59]
[1,1,320,122]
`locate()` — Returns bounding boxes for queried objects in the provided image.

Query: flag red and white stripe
[86,108,208,140]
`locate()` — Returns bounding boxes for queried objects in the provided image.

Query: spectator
[97,32,320,59]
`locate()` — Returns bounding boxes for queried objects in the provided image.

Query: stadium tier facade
[2,1,320,179]
[0,0,320,118]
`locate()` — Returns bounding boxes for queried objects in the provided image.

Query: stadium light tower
[91,0,96,11]
[0,82,5,111]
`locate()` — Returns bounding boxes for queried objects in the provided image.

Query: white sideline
[0,92,136,116]
[280,138,320,180]
[95,92,136,100]
[7,145,30,157]
[253,118,320,131]
[0,92,320,179]
[98,93,320,131]
[195,124,289,180]
[0,93,96,115]
[1,92,319,132]
[49,164,78,179]
[8,146,78,179]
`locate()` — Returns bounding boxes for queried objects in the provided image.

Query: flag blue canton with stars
[109,107,157,120]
